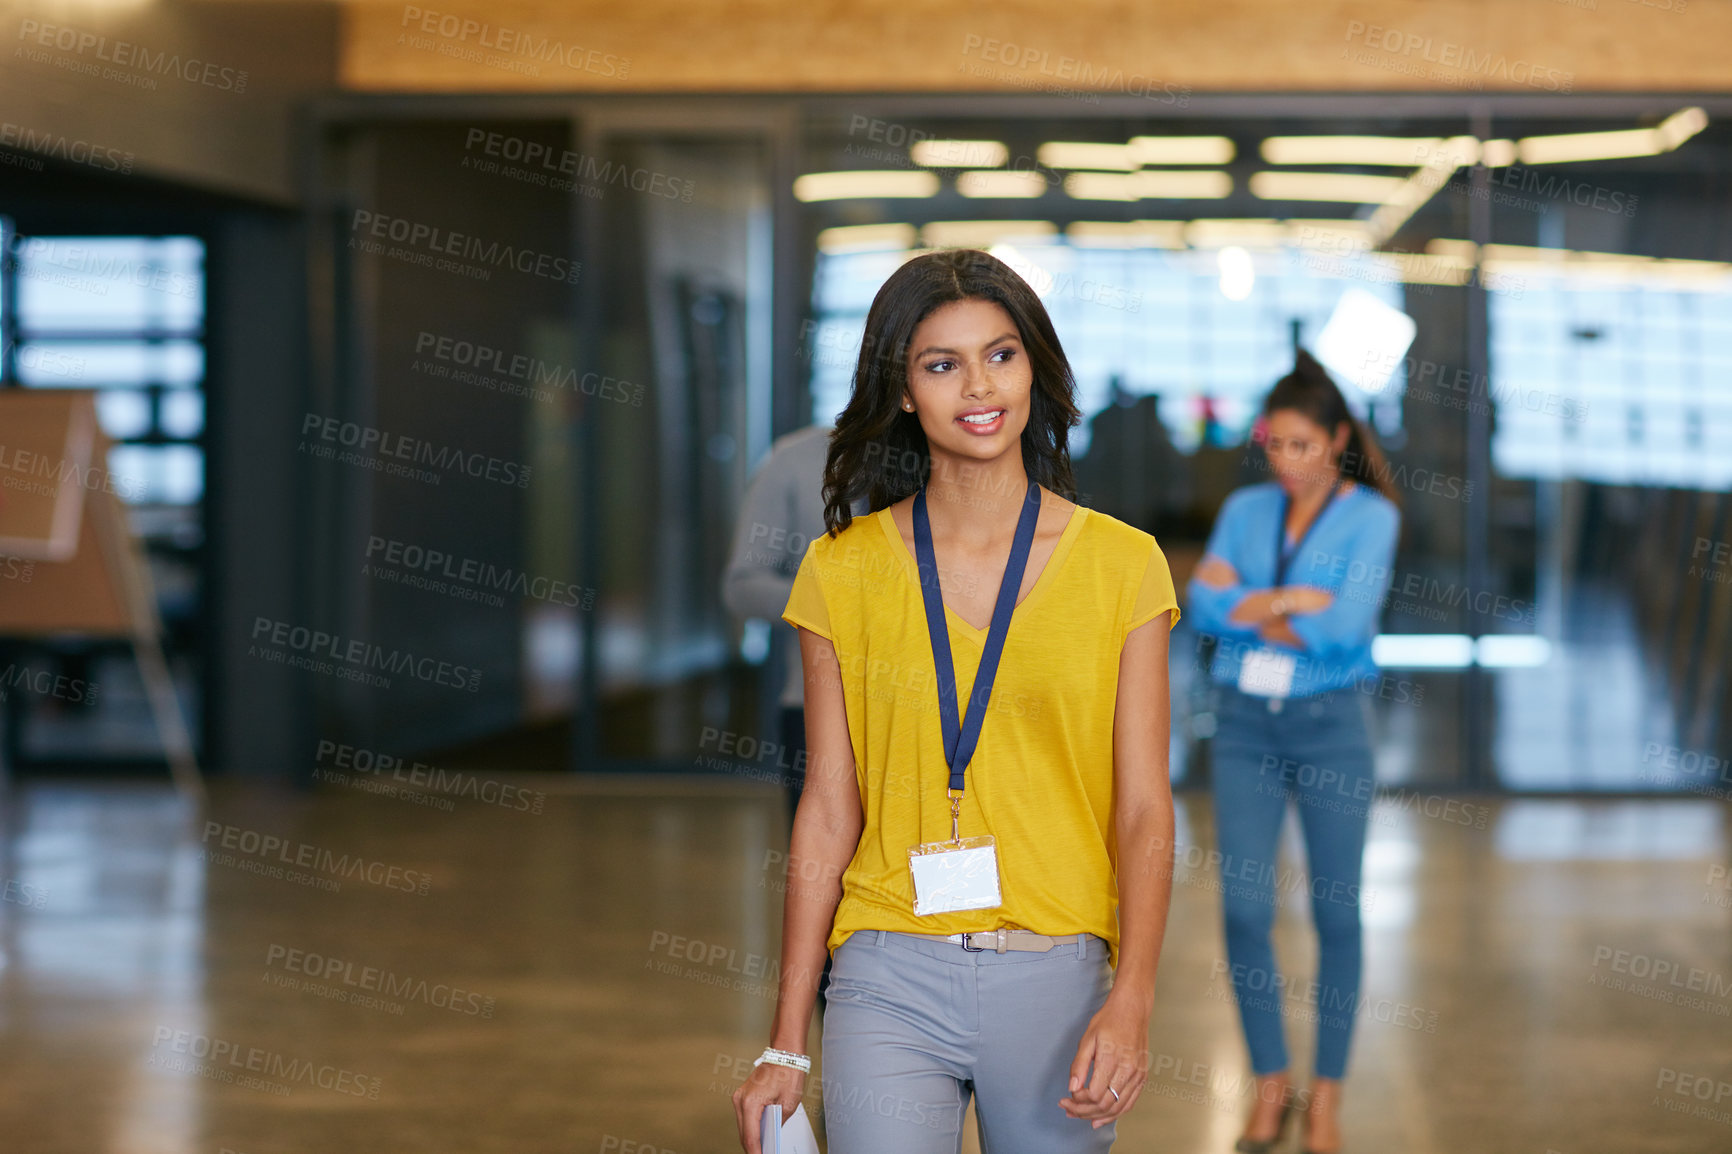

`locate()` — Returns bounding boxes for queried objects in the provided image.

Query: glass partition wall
[308,107,783,775]
[582,132,775,766]
[308,95,1732,792]
[1480,120,1732,791]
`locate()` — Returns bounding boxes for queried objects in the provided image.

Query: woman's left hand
[1059,990,1151,1128]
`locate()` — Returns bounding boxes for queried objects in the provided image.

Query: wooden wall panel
[2,1,338,203]
[339,0,1731,93]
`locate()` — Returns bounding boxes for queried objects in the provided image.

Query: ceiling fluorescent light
[816,223,917,253]
[1424,238,1732,289]
[1480,243,1566,263]
[1037,142,1139,170]
[1485,250,1732,288]
[1479,139,1518,167]
[1656,106,1709,151]
[1514,110,1707,165]
[1184,219,1287,248]
[1651,257,1732,283]
[1260,136,1444,166]
[956,170,1048,198]
[1518,127,1666,165]
[1425,239,1479,264]
[793,170,939,201]
[1135,170,1232,198]
[1286,219,1374,250]
[1065,220,1188,249]
[911,139,1009,168]
[921,220,1057,248]
[1064,172,1139,201]
[1129,136,1236,165]
[1364,136,1478,245]
[1066,170,1231,201]
[1250,172,1409,203]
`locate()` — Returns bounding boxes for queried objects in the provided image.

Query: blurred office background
[1,5,1727,798]
[2,3,1731,1151]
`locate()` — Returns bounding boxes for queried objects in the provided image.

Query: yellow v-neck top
[781,500,1180,969]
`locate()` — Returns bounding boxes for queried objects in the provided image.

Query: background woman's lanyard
[1274,481,1341,586]
[912,477,1042,840]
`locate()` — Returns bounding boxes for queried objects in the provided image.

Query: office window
[3,232,207,504]
[0,221,208,766]
[1490,282,1732,489]
[808,242,1409,453]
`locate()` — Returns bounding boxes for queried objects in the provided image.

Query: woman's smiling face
[902,297,1032,460]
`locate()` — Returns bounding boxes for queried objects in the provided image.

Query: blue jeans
[1208,684,1374,1080]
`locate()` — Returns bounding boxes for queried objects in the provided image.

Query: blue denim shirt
[1186,481,1400,698]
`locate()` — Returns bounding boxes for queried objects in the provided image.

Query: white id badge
[908,836,1002,916]
[1238,646,1297,698]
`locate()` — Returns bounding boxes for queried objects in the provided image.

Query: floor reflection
[0,779,1725,1153]
[2,786,205,1154]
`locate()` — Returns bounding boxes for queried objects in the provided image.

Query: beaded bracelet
[753,1047,812,1074]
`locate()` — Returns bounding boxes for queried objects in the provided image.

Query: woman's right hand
[1229,584,1333,627]
[731,1059,808,1153]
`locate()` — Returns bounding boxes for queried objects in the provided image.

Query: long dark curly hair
[818,248,1081,537]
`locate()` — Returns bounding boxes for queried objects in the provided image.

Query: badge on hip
[909,832,1002,916]
[1238,645,1297,698]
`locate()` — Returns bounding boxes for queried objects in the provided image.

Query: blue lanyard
[1274,483,1341,586]
[912,477,1042,797]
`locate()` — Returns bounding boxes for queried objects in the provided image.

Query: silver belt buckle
[959,929,1008,953]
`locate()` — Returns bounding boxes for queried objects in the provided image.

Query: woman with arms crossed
[731,249,1180,1154]
[1187,351,1401,1154]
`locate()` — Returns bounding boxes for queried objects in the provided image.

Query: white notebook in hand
[758,1102,819,1154]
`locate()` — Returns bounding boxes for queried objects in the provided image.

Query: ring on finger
[1109,1085,1121,1101]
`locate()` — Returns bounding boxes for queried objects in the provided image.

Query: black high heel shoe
[1233,1092,1299,1154]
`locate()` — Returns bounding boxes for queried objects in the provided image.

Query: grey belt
[903,928,1086,954]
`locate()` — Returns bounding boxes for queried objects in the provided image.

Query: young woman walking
[731,249,1180,1153]
[1186,350,1402,1154]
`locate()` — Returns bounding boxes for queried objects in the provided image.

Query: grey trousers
[819,929,1118,1154]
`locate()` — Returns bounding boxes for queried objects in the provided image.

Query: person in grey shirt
[722,423,836,823]
[725,422,868,1018]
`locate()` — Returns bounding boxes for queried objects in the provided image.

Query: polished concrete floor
[1,776,1729,1153]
